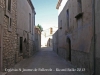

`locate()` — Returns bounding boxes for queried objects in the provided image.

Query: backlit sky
[32,0,58,30]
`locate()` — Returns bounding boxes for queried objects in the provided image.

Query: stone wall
[95,58,100,75]
[0,0,4,71]
[53,30,58,54]
[16,0,36,59]
[35,28,41,51]
[29,40,34,57]
[2,0,18,70]
[58,48,67,59]
[0,0,36,72]
[57,0,94,74]
[95,0,100,74]
[71,50,90,74]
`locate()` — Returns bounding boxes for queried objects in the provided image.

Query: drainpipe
[92,0,95,75]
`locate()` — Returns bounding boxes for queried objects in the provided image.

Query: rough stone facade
[0,0,36,72]
[53,30,58,54]
[16,0,36,59]
[0,0,18,71]
[35,27,41,51]
[56,0,94,75]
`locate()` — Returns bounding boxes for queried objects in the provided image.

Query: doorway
[19,37,23,53]
[67,38,71,61]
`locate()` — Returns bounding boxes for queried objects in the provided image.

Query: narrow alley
[1,0,100,75]
[6,47,85,75]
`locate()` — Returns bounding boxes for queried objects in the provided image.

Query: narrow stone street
[6,47,85,75]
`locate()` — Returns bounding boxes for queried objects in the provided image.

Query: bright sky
[32,0,58,30]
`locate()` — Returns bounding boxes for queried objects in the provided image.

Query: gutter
[92,0,95,75]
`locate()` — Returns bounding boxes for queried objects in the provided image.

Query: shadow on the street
[40,47,53,51]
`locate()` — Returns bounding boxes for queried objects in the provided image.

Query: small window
[8,0,11,11]
[77,0,82,13]
[9,17,12,31]
[7,16,12,31]
[6,0,12,30]
[20,37,23,53]
[9,18,11,28]
[50,28,53,34]
[66,9,69,29]
[59,20,62,29]
[29,13,31,32]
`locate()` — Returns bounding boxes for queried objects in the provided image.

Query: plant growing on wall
[36,24,43,32]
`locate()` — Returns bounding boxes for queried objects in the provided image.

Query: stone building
[55,0,94,75]
[0,0,18,72]
[16,0,36,59]
[0,0,36,72]
[35,27,41,51]
[53,30,58,53]
[41,27,58,47]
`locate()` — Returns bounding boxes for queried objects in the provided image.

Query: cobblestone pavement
[6,47,86,75]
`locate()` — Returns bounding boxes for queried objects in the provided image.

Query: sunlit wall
[58,0,68,15]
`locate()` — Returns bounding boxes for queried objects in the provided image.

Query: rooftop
[27,0,36,14]
[56,0,62,9]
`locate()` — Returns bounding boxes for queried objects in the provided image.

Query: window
[59,20,62,29]
[77,0,82,13]
[66,9,69,29]
[20,37,23,53]
[9,18,11,28]
[32,14,34,35]
[8,0,11,11]
[6,0,12,31]
[29,13,31,32]
[7,16,12,31]
[50,28,53,34]
[6,0,12,13]
[8,17,12,31]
